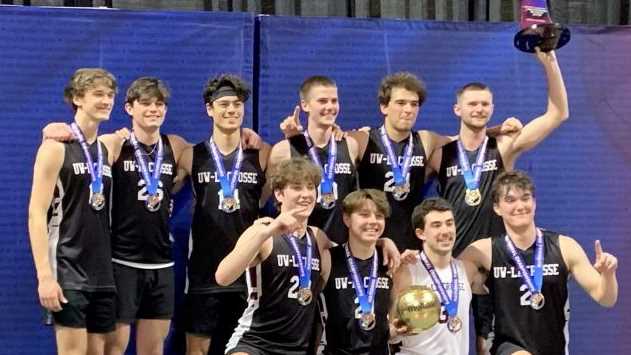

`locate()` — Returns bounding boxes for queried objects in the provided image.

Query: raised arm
[501,49,569,167]
[560,237,618,307]
[28,141,67,312]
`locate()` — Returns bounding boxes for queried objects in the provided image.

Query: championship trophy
[514,0,570,52]
[396,286,441,333]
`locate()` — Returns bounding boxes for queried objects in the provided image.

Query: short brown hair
[411,197,453,230]
[270,157,321,192]
[378,71,427,106]
[299,76,337,100]
[491,171,535,203]
[456,82,492,101]
[342,189,391,218]
[63,68,117,111]
[203,73,250,105]
[125,77,170,105]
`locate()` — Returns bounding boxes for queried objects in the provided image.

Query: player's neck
[73,112,100,143]
[132,124,160,145]
[505,223,537,250]
[212,126,241,154]
[306,121,333,148]
[423,246,452,269]
[384,120,410,143]
[347,236,376,260]
[459,124,487,150]
[291,222,309,239]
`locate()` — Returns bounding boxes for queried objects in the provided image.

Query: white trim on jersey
[184,230,194,294]
[317,293,328,354]
[563,294,570,355]
[111,258,174,269]
[47,179,64,280]
[225,264,263,352]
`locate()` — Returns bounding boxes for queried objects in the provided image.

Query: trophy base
[514,23,570,53]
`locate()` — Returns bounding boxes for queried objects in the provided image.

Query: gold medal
[447,316,462,333]
[464,188,481,206]
[297,287,313,306]
[359,312,376,331]
[530,292,545,310]
[320,192,336,209]
[145,194,161,212]
[221,196,238,213]
[90,192,105,211]
[392,183,410,201]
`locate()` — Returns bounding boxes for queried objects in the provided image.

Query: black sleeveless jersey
[110,135,176,265]
[437,137,505,256]
[47,140,114,291]
[358,128,426,251]
[488,230,570,355]
[188,140,264,293]
[322,245,391,355]
[290,137,358,244]
[227,229,323,355]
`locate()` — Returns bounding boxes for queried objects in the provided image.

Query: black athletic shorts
[52,289,116,333]
[113,263,174,323]
[493,340,528,355]
[184,291,247,337]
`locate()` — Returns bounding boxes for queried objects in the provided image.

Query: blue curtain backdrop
[0,6,629,354]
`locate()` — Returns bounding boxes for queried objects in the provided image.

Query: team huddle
[28,48,618,355]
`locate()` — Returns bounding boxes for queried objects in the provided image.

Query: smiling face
[73,83,116,122]
[454,88,494,130]
[343,199,386,246]
[274,181,317,219]
[381,87,420,133]
[493,186,536,230]
[207,95,244,132]
[301,84,339,128]
[417,210,456,256]
[126,95,166,131]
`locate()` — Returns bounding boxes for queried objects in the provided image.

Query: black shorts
[225,343,268,355]
[113,263,174,323]
[52,290,116,333]
[184,291,247,338]
[472,293,495,338]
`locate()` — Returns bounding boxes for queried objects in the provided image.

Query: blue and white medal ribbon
[344,243,378,331]
[130,133,163,212]
[456,137,488,206]
[419,251,462,332]
[504,228,545,310]
[379,126,413,201]
[304,132,337,209]
[70,123,105,211]
[207,138,243,213]
[286,232,313,306]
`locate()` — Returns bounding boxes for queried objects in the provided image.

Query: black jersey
[322,245,391,355]
[227,229,323,355]
[47,140,114,292]
[488,230,570,355]
[110,135,176,265]
[290,137,358,244]
[437,137,505,256]
[188,140,264,293]
[358,128,426,251]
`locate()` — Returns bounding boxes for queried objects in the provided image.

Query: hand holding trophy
[514,0,571,52]
[395,286,441,334]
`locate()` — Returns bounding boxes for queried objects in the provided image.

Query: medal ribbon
[207,138,243,198]
[130,133,163,196]
[379,126,413,186]
[456,137,488,191]
[286,232,313,289]
[504,228,544,295]
[419,251,459,318]
[70,123,103,194]
[344,243,378,315]
[304,132,337,194]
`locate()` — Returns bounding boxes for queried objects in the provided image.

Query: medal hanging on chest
[504,229,545,310]
[286,233,313,306]
[305,132,338,210]
[71,123,105,211]
[456,137,488,207]
[344,243,378,331]
[208,138,243,213]
[130,133,164,212]
[419,252,461,333]
[379,126,413,201]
